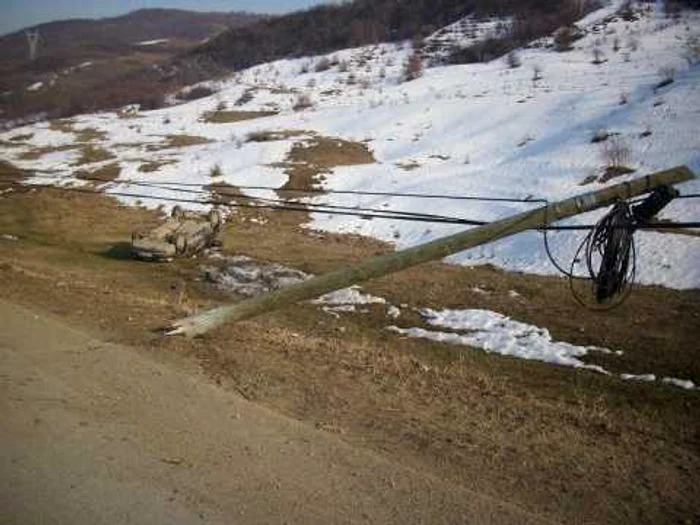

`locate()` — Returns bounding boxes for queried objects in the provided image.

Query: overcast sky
[0,0,329,36]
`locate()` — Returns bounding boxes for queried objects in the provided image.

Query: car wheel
[174,233,188,256]
[171,205,184,221]
[208,209,222,230]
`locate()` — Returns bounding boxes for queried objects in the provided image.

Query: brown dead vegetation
[279,136,376,194]
[138,160,177,173]
[146,134,213,151]
[75,162,121,183]
[246,129,311,142]
[73,145,117,166]
[75,127,109,143]
[202,110,278,124]
[19,144,82,161]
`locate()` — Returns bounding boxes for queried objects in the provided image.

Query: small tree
[293,93,313,111]
[612,37,621,53]
[554,26,574,52]
[505,51,522,69]
[210,163,223,178]
[592,47,606,65]
[532,64,543,84]
[683,35,700,66]
[315,57,332,72]
[655,66,676,90]
[602,137,631,171]
[403,52,423,82]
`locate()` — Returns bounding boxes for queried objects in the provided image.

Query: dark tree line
[187,0,591,71]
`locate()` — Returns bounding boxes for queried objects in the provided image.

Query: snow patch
[314,286,387,306]
[135,39,170,46]
[388,307,609,373]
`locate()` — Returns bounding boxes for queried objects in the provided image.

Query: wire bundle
[573,202,636,307]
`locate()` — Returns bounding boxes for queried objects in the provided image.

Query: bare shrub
[655,66,676,90]
[592,47,606,65]
[532,64,543,82]
[505,51,522,69]
[612,37,621,53]
[402,52,423,82]
[554,26,575,52]
[591,128,611,143]
[315,57,332,72]
[683,35,700,66]
[210,163,223,178]
[176,85,214,102]
[659,66,677,81]
[293,93,313,111]
[235,89,255,106]
[602,137,631,170]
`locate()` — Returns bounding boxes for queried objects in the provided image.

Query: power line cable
[1,178,698,231]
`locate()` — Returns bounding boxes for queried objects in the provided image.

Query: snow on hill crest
[3,0,700,289]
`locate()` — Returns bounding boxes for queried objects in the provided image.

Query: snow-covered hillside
[2,0,699,288]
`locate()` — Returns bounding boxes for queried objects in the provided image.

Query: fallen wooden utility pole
[169,166,695,336]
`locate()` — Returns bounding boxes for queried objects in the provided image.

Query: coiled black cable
[572,201,636,308]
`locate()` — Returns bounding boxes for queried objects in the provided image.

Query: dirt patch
[147,134,213,151]
[0,188,699,525]
[202,110,278,124]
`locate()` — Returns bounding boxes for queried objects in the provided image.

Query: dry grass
[201,110,278,124]
[73,145,117,166]
[0,160,27,184]
[9,133,34,142]
[246,129,311,142]
[75,162,121,183]
[0,177,698,525]
[280,136,376,193]
[74,127,108,143]
[396,160,422,171]
[138,160,177,173]
[19,144,82,160]
[146,134,213,151]
[48,119,76,133]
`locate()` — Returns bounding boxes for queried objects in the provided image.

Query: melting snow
[388,307,609,373]
[314,286,387,306]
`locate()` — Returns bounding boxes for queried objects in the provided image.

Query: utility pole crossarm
[168,166,695,337]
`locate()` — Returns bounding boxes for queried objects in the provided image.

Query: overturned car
[131,206,223,262]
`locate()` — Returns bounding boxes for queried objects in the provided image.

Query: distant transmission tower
[25,29,40,61]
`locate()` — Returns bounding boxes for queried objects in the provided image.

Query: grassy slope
[0,179,698,524]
